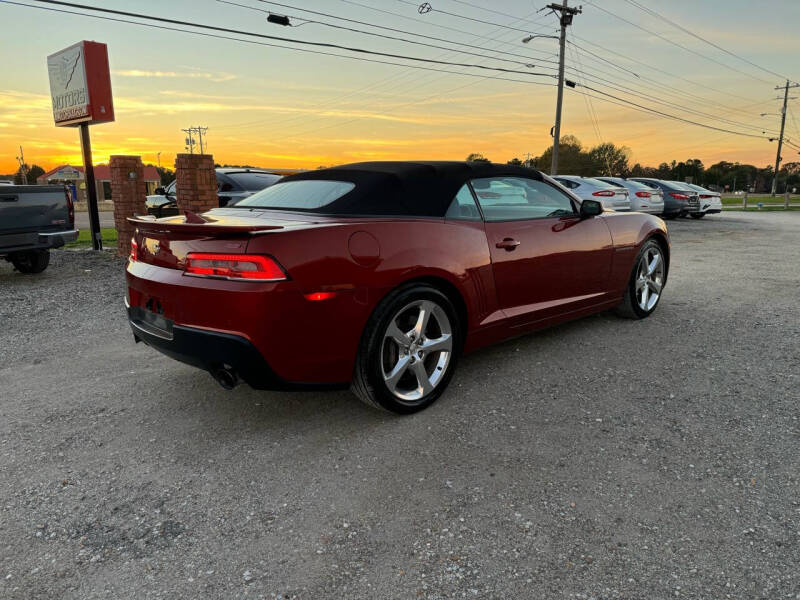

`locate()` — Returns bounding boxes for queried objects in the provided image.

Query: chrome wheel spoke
[420,333,452,354]
[412,300,435,339]
[647,279,662,294]
[383,355,410,392]
[640,285,649,309]
[647,253,660,275]
[386,321,411,347]
[410,360,434,395]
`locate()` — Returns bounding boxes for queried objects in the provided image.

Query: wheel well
[647,232,670,281]
[397,276,469,333]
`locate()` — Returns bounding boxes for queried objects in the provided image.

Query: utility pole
[548,0,581,176]
[196,126,208,154]
[182,127,196,154]
[771,80,800,196]
[15,146,28,184]
[182,126,208,154]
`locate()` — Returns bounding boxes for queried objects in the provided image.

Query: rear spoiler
[127,213,283,236]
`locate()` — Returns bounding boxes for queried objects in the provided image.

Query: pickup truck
[1,185,79,273]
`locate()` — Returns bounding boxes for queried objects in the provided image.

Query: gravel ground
[1,212,798,599]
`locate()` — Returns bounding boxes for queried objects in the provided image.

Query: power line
[393,0,543,34]
[218,6,550,133]
[572,83,771,139]
[582,0,774,85]
[570,33,771,108]
[567,42,780,132]
[217,0,553,68]
[621,0,795,84]
[335,0,560,61]
[23,0,554,78]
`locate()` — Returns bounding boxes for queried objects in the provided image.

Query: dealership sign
[47,41,114,127]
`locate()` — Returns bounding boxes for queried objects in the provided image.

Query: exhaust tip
[211,366,239,390]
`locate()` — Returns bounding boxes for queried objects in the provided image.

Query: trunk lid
[128,208,321,269]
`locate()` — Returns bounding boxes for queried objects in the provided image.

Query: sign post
[47,41,114,251]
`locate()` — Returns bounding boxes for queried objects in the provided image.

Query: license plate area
[130,302,174,340]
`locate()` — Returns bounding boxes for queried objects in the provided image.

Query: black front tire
[351,284,461,414]
[690,213,705,219]
[614,239,665,320]
[10,250,50,274]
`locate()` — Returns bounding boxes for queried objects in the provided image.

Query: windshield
[235,179,356,210]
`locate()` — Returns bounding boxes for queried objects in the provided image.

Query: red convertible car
[126,162,669,413]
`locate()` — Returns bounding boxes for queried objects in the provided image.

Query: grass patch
[721,195,797,205]
[722,206,800,211]
[65,228,118,248]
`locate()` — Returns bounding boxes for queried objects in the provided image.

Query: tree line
[468,135,800,193]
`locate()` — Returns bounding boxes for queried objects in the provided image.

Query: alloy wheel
[380,299,453,403]
[635,246,664,312]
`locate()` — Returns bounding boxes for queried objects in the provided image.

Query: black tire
[690,213,705,219]
[10,250,50,274]
[614,239,665,320]
[662,213,677,220]
[351,283,461,414]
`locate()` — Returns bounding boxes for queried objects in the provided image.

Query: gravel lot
[1,212,798,599]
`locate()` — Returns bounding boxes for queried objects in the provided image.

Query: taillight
[635,191,651,198]
[700,194,713,199]
[592,190,615,197]
[669,192,690,200]
[65,188,74,225]
[184,253,287,281]
[130,237,138,262]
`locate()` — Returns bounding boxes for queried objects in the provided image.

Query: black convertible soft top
[277,161,544,217]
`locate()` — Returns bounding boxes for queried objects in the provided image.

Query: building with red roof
[37,164,161,202]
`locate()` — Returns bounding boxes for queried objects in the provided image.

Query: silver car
[597,177,664,215]
[686,183,723,218]
[552,176,631,211]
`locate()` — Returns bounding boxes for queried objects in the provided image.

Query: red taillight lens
[130,237,138,262]
[184,253,287,281]
[669,192,690,200]
[700,194,713,199]
[635,191,651,198]
[592,190,615,197]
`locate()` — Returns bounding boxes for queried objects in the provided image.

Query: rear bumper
[1,228,78,254]
[127,302,347,391]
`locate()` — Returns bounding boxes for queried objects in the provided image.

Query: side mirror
[154,186,166,195]
[580,199,603,218]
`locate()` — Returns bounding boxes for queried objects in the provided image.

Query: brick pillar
[175,154,217,214]
[109,155,146,257]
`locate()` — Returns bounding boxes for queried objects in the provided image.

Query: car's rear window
[603,178,652,191]
[235,180,356,210]
[227,172,281,190]
[580,177,620,188]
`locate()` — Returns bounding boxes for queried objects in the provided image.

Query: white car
[597,177,665,215]
[552,176,631,211]
[686,184,723,218]
[0,180,14,186]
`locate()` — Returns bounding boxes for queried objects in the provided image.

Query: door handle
[496,238,520,251]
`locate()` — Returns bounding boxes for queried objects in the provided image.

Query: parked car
[628,178,700,219]
[685,183,723,218]
[145,168,282,217]
[596,177,665,214]
[1,185,78,273]
[127,161,670,414]
[551,176,631,211]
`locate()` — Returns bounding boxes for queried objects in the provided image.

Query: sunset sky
[1,0,799,174]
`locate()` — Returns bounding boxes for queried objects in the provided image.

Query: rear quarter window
[227,172,282,191]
